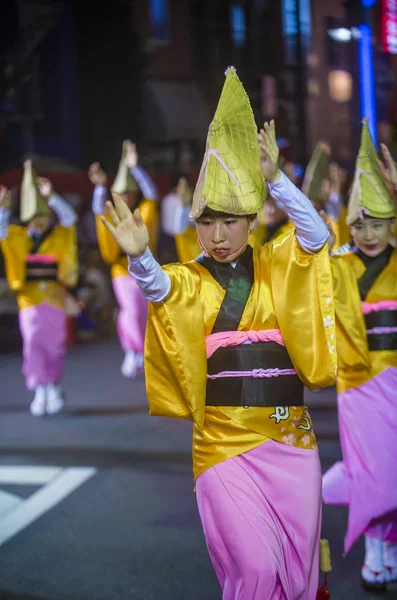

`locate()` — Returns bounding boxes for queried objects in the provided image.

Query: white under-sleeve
[48,194,78,227]
[128,248,171,302]
[0,208,11,241]
[268,171,329,252]
[92,185,107,215]
[131,166,158,200]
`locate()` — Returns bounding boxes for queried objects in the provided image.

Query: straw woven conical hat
[347,119,395,224]
[190,67,265,219]
[20,160,50,223]
[301,142,331,202]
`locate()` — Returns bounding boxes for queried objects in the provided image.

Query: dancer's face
[120,191,138,210]
[196,210,255,262]
[351,217,394,257]
[28,214,52,235]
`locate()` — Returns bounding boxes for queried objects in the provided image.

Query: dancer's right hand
[88,162,108,186]
[101,193,149,258]
[0,185,10,210]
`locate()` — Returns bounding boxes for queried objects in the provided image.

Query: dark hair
[197,207,256,221]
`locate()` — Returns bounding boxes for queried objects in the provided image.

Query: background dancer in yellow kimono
[0,161,78,416]
[303,141,350,249]
[100,68,336,600]
[88,141,159,378]
[322,120,397,591]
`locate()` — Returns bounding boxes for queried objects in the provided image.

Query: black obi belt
[365,310,397,351]
[206,341,304,407]
[26,256,58,282]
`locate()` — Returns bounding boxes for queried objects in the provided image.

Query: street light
[327,27,361,43]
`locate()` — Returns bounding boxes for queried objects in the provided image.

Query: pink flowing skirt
[19,303,66,390]
[196,440,322,600]
[323,366,397,554]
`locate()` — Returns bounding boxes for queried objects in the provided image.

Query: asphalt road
[0,338,395,600]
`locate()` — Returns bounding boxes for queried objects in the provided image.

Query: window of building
[149,0,170,44]
[230,4,246,48]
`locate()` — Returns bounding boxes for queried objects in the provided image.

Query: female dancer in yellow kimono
[0,162,78,416]
[323,121,397,591]
[88,141,159,378]
[100,68,336,599]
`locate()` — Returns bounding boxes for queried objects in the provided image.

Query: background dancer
[0,161,78,416]
[322,119,397,591]
[88,141,158,378]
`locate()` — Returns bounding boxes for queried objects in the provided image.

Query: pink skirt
[19,303,66,390]
[196,440,322,600]
[323,366,397,554]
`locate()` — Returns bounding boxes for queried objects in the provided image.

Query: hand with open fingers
[125,143,139,170]
[319,210,336,253]
[0,185,11,210]
[101,193,149,258]
[257,120,280,183]
[88,162,108,186]
[37,177,53,198]
[379,144,397,188]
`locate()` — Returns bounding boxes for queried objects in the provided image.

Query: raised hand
[88,162,108,186]
[176,176,192,207]
[101,193,149,258]
[37,177,53,198]
[257,120,280,183]
[0,185,10,210]
[125,143,139,170]
[378,144,397,188]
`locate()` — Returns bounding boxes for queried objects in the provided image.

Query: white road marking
[0,467,97,547]
[0,490,23,521]
[0,466,62,485]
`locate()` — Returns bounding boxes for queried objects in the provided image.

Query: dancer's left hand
[37,177,53,198]
[378,144,397,188]
[257,120,280,183]
[125,143,139,170]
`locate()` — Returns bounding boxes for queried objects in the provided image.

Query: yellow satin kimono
[96,198,159,279]
[1,225,78,311]
[145,230,336,480]
[174,225,201,263]
[248,222,267,247]
[331,248,397,394]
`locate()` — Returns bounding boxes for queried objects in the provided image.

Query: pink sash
[205,329,284,359]
[361,300,397,315]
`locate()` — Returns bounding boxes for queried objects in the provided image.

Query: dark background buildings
[0,0,396,181]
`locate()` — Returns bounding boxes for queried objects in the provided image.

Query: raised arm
[125,143,158,200]
[258,121,329,252]
[0,186,11,241]
[101,194,170,302]
[37,178,78,227]
[88,162,108,215]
